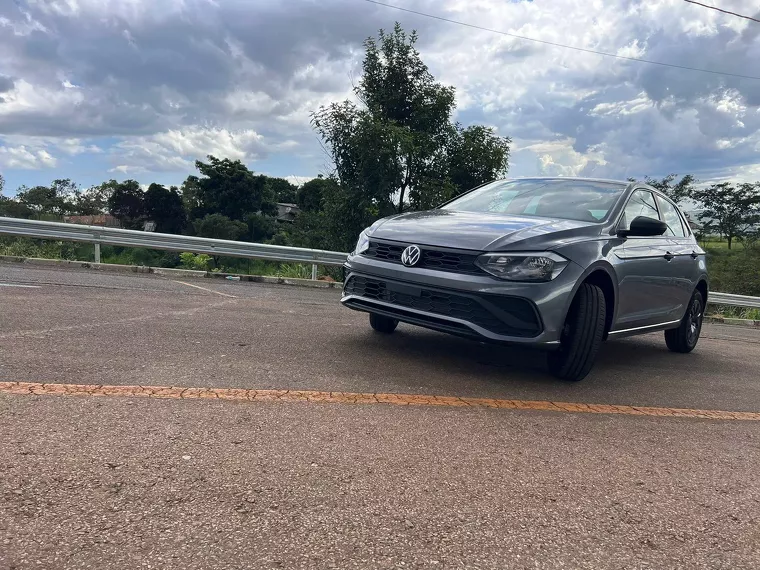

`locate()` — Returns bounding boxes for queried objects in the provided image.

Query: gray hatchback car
[341,177,708,381]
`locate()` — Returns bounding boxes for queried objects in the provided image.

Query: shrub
[179,252,212,271]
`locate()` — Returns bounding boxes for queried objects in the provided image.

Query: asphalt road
[1,263,759,569]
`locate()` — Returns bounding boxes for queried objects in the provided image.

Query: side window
[656,196,687,238]
[621,190,659,230]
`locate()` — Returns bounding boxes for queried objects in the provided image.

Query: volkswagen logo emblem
[400,245,421,267]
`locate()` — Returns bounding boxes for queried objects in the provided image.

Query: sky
[1,0,759,197]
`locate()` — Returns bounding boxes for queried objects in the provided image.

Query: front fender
[559,260,619,335]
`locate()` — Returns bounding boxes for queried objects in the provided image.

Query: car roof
[497,176,631,186]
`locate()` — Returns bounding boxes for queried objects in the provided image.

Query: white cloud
[0,145,57,169]
[108,126,269,172]
[283,175,314,187]
[0,0,759,187]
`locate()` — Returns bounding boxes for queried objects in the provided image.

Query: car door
[613,189,677,329]
[655,194,701,316]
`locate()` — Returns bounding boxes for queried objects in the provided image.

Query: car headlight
[353,229,370,255]
[475,251,569,282]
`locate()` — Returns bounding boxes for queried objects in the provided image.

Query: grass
[0,237,341,281]
[702,241,760,297]
[699,238,745,251]
[708,305,760,321]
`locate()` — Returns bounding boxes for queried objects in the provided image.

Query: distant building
[64,214,121,228]
[275,203,300,223]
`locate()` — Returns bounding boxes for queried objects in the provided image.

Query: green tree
[193,156,277,221]
[144,183,186,234]
[637,174,696,204]
[107,180,146,229]
[448,125,511,197]
[193,213,248,241]
[70,181,116,215]
[296,175,337,212]
[0,175,33,218]
[312,23,510,243]
[0,195,32,218]
[16,179,78,217]
[181,175,203,219]
[245,213,276,242]
[692,182,760,249]
[263,176,298,204]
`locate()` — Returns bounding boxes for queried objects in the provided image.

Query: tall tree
[448,125,511,197]
[15,179,78,217]
[312,22,510,243]
[296,176,337,212]
[641,174,696,204]
[0,195,32,218]
[263,176,299,204]
[107,180,146,229]
[691,182,760,249]
[181,175,203,219]
[193,156,277,221]
[144,183,186,234]
[70,181,116,215]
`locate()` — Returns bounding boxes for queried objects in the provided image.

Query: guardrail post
[311,263,318,281]
[94,243,101,264]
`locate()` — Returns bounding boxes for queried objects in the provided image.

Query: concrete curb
[705,316,760,328]
[0,255,343,289]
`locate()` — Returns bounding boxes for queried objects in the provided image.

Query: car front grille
[343,275,541,338]
[362,240,483,275]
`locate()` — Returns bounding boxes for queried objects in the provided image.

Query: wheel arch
[696,277,708,305]
[562,262,618,340]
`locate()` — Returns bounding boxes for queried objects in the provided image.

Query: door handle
[664,252,674,261]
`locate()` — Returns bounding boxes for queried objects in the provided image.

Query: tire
[664,290,704,353]
[369,313,398,334]
[547,283,606,382]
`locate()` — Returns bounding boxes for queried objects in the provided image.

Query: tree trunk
[397,185,406,214]
[398,155,412,214]
[727,236,732,249]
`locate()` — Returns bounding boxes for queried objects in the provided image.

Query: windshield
[441,179,628,222]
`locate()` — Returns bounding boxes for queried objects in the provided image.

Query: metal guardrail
[709,292,760,309]
[0,216,348,279]
[1,216,759,307]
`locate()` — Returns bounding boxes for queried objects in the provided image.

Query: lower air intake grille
[344,276,540,337]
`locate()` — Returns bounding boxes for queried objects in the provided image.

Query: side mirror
[618,215,668,237]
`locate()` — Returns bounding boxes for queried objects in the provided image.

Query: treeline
[0,161,311,246]
[633,174,760,249]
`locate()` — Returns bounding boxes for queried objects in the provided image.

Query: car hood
[370,209,601,251]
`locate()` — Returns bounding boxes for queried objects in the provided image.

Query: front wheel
[369,313,398,334]
[547,283,606,382]
[664,290,704,353]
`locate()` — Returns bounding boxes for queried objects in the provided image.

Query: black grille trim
[343,275,541,338]
[362,240,483,275]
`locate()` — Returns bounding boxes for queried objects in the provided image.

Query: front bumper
[341,252,585,347]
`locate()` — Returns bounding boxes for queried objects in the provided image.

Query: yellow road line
[173,280,237,298]
[1,381,758,421]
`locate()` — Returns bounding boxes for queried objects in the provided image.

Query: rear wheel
[547,283,606,382]
[369,313,398,334]
[664,290,703,353]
